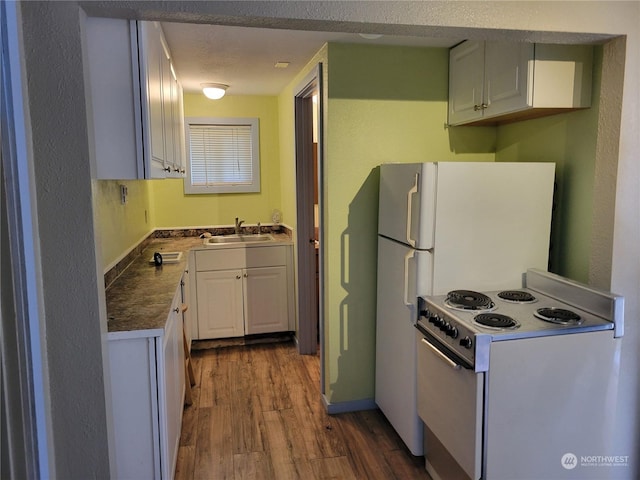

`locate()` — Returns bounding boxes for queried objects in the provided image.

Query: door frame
[0,2,51,476]
[294,64,323,366]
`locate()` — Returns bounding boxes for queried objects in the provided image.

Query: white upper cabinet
[448,40,486,126]
[84,17,185,179]
[137,21,167,177]
[167,65,186,177]
[448,40,593,126]
[484,42,533,117]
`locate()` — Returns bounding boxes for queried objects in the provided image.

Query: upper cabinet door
[448,40,485,125]
[165,65,185,178]
[138,21,168,177]
[484,42,533,118]
[160,33,175,171]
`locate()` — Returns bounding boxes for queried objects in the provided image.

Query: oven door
[416,330,484,480]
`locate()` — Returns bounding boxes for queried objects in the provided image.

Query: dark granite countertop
[105,232,292,337]
[106,237,202,336]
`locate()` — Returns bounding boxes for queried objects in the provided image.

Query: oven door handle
[421,338,461,370]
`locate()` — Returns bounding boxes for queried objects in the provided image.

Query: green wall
[276,44,328,230]
[323,43,495,403]
[149,94,282,229]
[495,46,602,283]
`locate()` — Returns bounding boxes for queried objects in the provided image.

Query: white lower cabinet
[244,266,288,334]
[108,286,185,479]
[192,245,293,339]
[196,269,245,338]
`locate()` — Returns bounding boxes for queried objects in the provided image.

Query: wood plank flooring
[175,341,431,480]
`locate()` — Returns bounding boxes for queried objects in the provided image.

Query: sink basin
[203,234,275,245]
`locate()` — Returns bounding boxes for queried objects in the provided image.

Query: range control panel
[417,296,477,368]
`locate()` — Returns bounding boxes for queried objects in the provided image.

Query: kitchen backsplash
[103,225,292,289]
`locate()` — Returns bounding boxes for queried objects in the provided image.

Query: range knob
[445,325,459,339]
[459,336,473,349]
[428,315,439,325]
[439,321,450,332]
[434,317,446,328]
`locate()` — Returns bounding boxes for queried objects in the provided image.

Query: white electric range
[415,269,625,480]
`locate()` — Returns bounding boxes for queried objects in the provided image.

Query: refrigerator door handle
[404,249,415,307]
[406,173,419,247]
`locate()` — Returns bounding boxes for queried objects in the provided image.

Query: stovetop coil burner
[497,290,537,303]
[445,290,495,311]
[534,307,583,325]
[474,313,520,330]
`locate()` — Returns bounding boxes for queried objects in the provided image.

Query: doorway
[294,65,323,369]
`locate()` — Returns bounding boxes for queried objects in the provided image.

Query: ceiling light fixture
[201,83,228,100]
[358,33,383,40]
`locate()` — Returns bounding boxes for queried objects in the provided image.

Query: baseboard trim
[321,395,377,414]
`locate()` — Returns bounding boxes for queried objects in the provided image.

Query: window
[184,117,260,194]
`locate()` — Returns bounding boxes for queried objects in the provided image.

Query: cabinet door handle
[164,166,171,172]
[243,273,248,278]
[173,307,180,313]
[236,275,241,279]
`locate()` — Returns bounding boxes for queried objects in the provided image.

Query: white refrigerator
[375,162,555,455]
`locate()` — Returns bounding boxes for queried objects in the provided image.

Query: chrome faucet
[235,217,245,235]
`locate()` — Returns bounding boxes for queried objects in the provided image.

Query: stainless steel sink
[203,234,275,245]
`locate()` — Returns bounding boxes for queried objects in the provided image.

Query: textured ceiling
[160,22,462,96]
[82,1,616,98]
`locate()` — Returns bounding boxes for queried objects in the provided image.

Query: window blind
[188,124,254,186]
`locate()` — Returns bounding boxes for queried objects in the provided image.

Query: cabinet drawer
[195,249,246,271]
[246,246,286,268]
[195,246,287,271]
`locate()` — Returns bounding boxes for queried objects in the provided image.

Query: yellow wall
[149,94,282,228]
[92,179,153,270]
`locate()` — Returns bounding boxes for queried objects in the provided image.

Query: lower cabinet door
[196,269,244,339]
[158,291,185,480]
[244,266,288,334]
[108,337,161,479]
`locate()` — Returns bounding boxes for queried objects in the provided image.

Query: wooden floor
[175,341,431,479]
